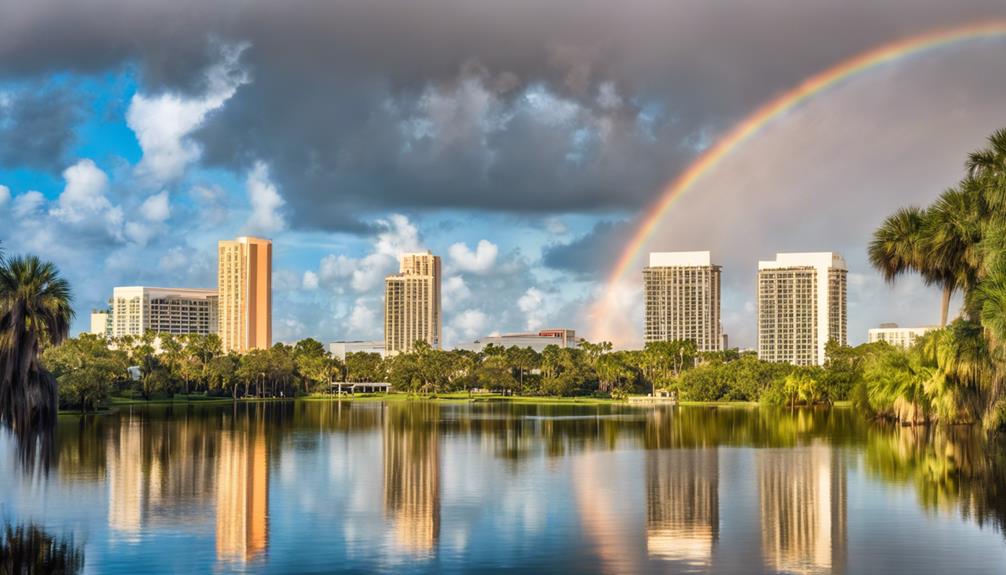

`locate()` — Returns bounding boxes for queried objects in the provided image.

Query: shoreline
[57,394,854,414]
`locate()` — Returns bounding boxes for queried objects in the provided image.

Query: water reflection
[384,403,440,556]
[646,449,719,566]
[216,409,269,564]
[0,402,1002,573]
[758,444,846,574]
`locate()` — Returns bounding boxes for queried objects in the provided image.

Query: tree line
[867,128,1006,431]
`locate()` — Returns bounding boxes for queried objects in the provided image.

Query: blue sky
[2,0,1006,347]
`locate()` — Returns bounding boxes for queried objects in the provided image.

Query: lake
[1,401,1004,573]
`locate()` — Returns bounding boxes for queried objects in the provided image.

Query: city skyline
[3,2,1005,350]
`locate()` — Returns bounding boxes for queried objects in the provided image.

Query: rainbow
[594,20,1006,341]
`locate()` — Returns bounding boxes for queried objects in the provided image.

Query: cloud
[452,308,489,340]
[126,43,248,184]
[448,239,498,273]
[139,190,171,222]
[51,159,111,222]
[0,185,9,208]
[0,82,81,172]
[302,270,319,290]
[518,287,547,331]
[442,275,471,312]
[243,160,286,235]
[12,191,45,218]
[542,220,634,277]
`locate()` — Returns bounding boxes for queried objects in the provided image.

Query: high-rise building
[110,287,218,338]
[867,323,936,349]
[643,251,722,352]
[757,252,847,366]
[384,252,441,354]
[218,237,272,353]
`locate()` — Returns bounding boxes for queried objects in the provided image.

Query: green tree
[0,255,73,431]
[43,334,128,412]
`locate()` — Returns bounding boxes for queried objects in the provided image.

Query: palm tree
[0,255,73,436]
[923,186,983,324]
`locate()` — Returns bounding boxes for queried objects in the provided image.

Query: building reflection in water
[215,412,269,564]
[107,416,144,537]
[106,413,218,539]
[383,403,440,556]
[759,443,847,575]
[646,449,719,567]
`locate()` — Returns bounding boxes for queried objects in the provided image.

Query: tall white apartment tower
[757,252,847,366]
[384,252,442,354]
[643,251,723,352]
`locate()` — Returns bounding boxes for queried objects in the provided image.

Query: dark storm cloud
[2,0,1006,230]
[0,83,81,171]
[542,220,635,277]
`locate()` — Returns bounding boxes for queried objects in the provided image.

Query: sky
[2,0,1006,349]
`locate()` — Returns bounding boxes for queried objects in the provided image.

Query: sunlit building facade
[110,286,218,338]
[643,251,723,352]
[867,323,936,349]
[218,236,273,353]
[757,252,847,366]
[454,328,580,353]
[384,252,441,354]
[89,309,112,337]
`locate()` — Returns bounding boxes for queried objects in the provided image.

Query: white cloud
[518,286,547,331]
[127,43,248,184]
[448,239,498,273]
[0,185,9,208]
[51,159,111,223]
[140,190,171,222]
[244,161,286,235]
[303,270,319,290]
[453,308,489,339]
[374,214,423,256]
[348,299,381,338]
[12,191,45,218]
[442,275,471,312]
[319,254,357,282]
[158,247,188,272]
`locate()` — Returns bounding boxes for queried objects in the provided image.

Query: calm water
[1,401,1005,574]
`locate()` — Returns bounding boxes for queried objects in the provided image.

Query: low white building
[455,329,580,353]
[111,286,218,338]
[867,324,937,349]
[329,340,386,361]
[89,310,111,337]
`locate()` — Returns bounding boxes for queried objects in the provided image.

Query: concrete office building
[867,323,936,349]
[384,252,442,354]
[329,340,386,361]
[643,251,722,352]
[455,329,580,353]
[110,287,218,338]
[218,236,272,353]
[757,252,847,366]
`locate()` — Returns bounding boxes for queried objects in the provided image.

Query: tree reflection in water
[0,522,84,574]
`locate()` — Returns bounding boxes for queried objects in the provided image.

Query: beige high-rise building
[110,287,218,338]
[218,237,272,353]
[757,252,847,366]
[384,252,441,354]
[643,251,722,352]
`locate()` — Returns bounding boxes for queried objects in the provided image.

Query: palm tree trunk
[940,285,952,327]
